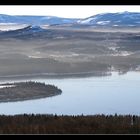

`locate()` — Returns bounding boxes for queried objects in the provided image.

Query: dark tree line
[0,114,139,134]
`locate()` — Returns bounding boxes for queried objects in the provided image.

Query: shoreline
[0,70,139,81]
[0,71,112,80]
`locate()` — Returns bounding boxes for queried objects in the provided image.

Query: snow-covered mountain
[77,11,140,27]
[0,14,78,26]
[1,12,140,31]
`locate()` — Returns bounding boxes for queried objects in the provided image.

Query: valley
[0,26,139,79]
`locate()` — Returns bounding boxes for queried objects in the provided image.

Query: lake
[0,72,140,115]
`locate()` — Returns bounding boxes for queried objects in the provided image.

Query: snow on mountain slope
[0,23,29,31]
[77,12,140,26]
[77,17,97,24]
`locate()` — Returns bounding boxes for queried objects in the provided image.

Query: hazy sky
[0,6,140,18]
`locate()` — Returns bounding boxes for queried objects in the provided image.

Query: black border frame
[0,0,140,5]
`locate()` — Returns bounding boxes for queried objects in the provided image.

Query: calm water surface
[0,72,140,115]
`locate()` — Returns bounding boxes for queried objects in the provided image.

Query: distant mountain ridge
[77,11,140,27]
[0,14,78,26]
[1,12,140,32]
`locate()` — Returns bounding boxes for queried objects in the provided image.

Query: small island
[0,81,62,102]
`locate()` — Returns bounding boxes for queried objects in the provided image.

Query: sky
[0,6,140,18]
